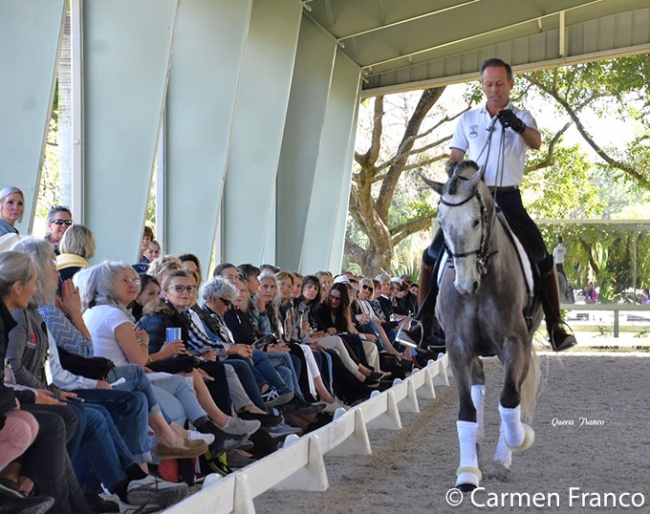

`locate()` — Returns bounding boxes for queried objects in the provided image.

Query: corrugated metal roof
[304,0,650,95]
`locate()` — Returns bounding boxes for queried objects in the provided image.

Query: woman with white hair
[7,238,199,511]
[78,261,251,454]
[200,275,326,416]
[0,186,24,237]
[0,250,90,513]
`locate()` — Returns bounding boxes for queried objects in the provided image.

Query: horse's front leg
[495,337,535,467]
[470,357,486,452]
[450,347,482,492]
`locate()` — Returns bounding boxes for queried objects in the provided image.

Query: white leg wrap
[493,422,512,468]
[471,385,485,444]
[456,420,481,488]
[498,404,524,449]
[457,420,479,470]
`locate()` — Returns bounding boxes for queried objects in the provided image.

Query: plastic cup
[166,327,181,342]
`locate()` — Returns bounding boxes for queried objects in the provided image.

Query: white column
[222,0,303,266]
[302,51,361,273]
[275,16,337,272]
[81,0,180,262]
[164,0,253,278]
[0,0,66,233]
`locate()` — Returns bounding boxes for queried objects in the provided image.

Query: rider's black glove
[497,109,526,134]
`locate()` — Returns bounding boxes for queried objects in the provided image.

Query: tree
[347,55,650,281]
[347,88,468,275]
[522,55,650,191]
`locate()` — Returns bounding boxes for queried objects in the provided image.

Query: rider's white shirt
[450,101,538,187]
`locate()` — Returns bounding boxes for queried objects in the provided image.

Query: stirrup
[395,318,423,349]
[549,321,577,352]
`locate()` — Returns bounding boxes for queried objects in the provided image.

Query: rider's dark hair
[480,58,513,81]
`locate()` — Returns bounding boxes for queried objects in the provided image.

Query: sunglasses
[362,284,374,291]
[170,284,196,293]
[218,298,232,306]
[329,294,341,301]
[51,219,73,226]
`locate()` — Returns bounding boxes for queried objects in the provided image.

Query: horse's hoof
[505,423,535,452]
[456,466,481,490]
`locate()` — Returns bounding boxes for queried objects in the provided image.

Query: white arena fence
[163,353,451,514]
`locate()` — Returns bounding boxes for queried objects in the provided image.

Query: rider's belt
[487,185,519,194]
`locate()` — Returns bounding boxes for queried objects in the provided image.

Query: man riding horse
[405,58,576,353]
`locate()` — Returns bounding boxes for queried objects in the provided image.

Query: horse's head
[422,161,493,295]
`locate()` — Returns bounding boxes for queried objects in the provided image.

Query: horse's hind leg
[451,353,482,491]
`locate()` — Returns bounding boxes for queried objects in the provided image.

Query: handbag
[57,346,115,380]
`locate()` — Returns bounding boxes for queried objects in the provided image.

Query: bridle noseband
[440,184,497,275]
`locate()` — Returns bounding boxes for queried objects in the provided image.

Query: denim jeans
[265,351,302,399]
[106,364,162,416]
[250,349,291,394]
[74,387,148,463]
[150,374,206,426]
[72,403,135,493]
[225,358,269,412]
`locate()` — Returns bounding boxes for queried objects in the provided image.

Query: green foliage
[540,222,650,302]
[390,260,420,284]
[523,139,603,219]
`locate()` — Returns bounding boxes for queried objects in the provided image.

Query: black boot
[0,496,55,514]
[396,258,445,354]
[541,268,577,351]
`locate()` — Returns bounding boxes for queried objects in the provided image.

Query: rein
[441,188,498,275]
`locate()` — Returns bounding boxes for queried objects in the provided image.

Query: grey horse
[421,161,542,491]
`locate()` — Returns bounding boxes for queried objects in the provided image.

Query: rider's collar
[481,100,515,117]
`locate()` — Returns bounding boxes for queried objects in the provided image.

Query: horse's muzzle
[454,278,479,295]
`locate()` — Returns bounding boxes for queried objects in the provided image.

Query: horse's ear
[467,169,483,191]
[419,173,445,195]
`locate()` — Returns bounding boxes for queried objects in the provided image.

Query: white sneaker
[187,429,215,446]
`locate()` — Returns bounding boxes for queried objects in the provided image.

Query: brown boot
[541,268,577,351]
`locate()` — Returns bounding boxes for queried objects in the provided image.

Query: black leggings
[197,360,232,415]
[19,406,91,514]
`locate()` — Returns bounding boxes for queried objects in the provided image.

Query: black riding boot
[396,259,445,356]
[541,268,577,351]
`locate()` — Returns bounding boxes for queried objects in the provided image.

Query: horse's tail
[520,343,540,424]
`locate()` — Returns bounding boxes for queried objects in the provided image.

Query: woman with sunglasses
[7,239,196,511]
[43,205,73,254]
[137,270,286,435]
[80,263,251,453]
[353,277,408,362]
[314,282,386,378]
[0,186,24,237]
